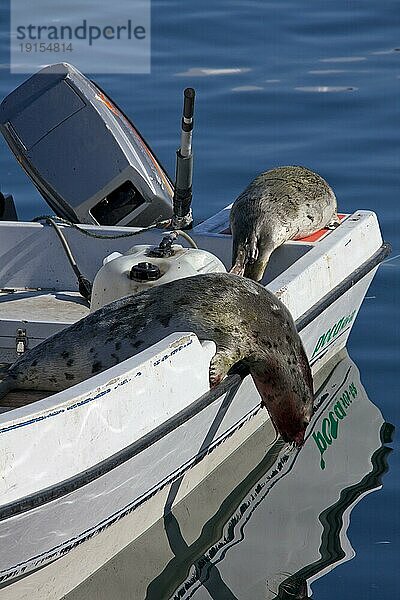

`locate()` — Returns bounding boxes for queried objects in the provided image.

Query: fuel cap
[129,262,162,281]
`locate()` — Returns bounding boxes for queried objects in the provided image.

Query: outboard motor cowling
[0,63,173,227]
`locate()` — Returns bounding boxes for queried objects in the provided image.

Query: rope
[32,215,198,247]
[32,215,172,239]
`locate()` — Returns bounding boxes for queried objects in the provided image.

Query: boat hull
[0,347,388,599]
[0,208,388,593]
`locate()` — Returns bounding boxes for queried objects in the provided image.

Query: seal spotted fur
[230,165,338,281]
[0,273,313,446]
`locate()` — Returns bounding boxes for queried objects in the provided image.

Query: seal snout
[252,367,314,448]
[230,231,260,278]
[281,418,310,447]
[230,234,272,282]
[273,413,309,448]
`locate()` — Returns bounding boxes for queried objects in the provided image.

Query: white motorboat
[0,64,389,595]
[1,351,392,599]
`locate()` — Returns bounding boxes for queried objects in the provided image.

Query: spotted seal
[230,165,338,281]
[0,273,313,446]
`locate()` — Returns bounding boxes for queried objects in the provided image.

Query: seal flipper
[209,350,236,387]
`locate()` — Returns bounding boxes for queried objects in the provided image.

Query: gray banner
[10,0,150,74]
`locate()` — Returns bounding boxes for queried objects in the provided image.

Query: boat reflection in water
[65,349,394,600]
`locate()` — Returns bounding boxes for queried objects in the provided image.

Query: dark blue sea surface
[0,1,399,598]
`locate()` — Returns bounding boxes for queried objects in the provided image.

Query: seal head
[249,343,313,446]
[0,274,313,446]
[230,165,338,281]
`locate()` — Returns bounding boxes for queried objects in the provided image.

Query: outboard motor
[0,63,173,227]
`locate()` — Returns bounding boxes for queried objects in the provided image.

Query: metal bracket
[16,328,27,355]
[147,234,176,258]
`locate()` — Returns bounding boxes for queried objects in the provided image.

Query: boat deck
[0,289,90,365]
[0,290,89,323]
[0,290,87,409]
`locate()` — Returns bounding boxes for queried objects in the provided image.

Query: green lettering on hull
[312,310,356,358]
[312,381,358,469]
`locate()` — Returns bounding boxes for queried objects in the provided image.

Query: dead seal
[0,273,313,446]
[230,165,338,281]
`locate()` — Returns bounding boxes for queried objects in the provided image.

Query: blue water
[0,1,399,597]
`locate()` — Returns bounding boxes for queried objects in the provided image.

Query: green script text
[312,381,358,469]
[312,310,356,358]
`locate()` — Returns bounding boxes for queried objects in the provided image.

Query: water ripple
[231,85,264,92]
[295,86,358,93]
[319,56,367,63]
[175,67,251,77]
